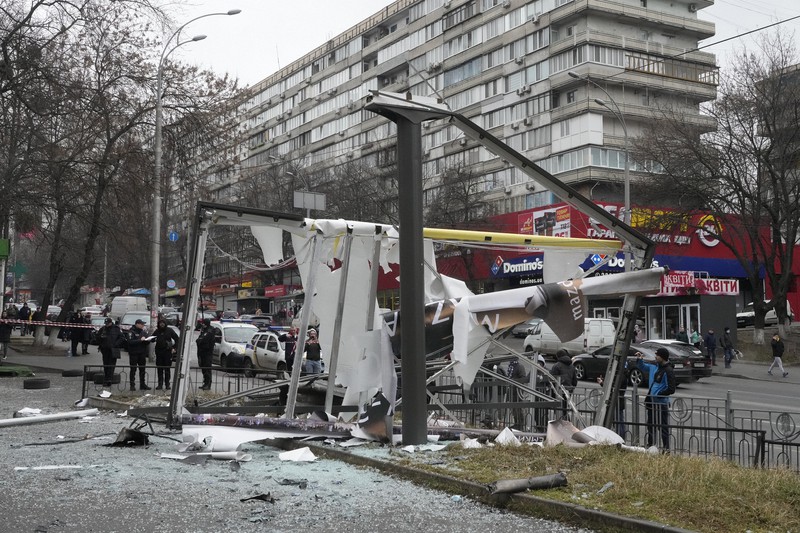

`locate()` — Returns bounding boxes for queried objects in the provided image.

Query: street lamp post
[151,9,241,316]
[568,71,631,271]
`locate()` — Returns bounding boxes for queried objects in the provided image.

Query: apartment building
[177,0,718,299]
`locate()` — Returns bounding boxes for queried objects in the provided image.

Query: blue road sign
[168,231,179,242]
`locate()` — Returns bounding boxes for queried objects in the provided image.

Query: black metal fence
[78,362,800,472]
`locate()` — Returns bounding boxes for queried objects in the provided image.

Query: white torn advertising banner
[161,451,253,462]
[494,427,522,446]
[0,409,100,428]
[278,447,316,462]
[99,390,112,398]
[14,408,42,417]
[14,465,103,471]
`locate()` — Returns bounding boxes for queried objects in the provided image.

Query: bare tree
[635,32,800,342]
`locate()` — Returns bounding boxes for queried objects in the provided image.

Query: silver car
[230,331,286,377]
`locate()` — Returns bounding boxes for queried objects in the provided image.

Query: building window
[566,90,576,104]
[640,0,647,6]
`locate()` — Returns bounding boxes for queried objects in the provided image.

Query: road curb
[276,439,696,533]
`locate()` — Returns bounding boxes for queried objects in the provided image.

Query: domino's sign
[491,254,544,284]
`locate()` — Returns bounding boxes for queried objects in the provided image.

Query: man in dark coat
[550,348,578,418]
[152,319,179,390]
[98,318,124,387]
[703,329,717,366]
[68,311,85,357]
[196,318,216,390]
[127,319,152,391]
[278,327,297,373]
[0,310,13,360]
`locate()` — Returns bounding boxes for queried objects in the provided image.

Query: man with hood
[550,348,577,417]
[153,319,180,390]
[637,347,676,451]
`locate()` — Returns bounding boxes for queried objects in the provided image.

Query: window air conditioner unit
[516,87,527,96]
[335,109,342,115]
[285,109,292,116]
[328,87,338,96]
[528,14,539,24]
[502,0,511,8]
[346,152,354,158]
[443,1,451,8]
[347,101,355,110]
[338,131,346,136]
[504,186,513,195]
[510,122,520,130]
[688,3,697,12]
[515,56,525,64]
[459,138,467,146]
[423,121,431,129]
[523,117,532,126]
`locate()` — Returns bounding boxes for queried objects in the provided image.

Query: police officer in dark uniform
[196,318,216,390]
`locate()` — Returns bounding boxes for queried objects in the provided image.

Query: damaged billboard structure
[166,91,660,450]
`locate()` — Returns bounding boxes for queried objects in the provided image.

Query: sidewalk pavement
[1,331,795,384]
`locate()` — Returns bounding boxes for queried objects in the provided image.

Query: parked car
[511,318,541,338]
[209,321,259,369]
[46,305,62,321]
[227,330,287,376]
[736,300,794,328]
[239,314,273,330]
[195,311,217,330]
[163,312,183,327]
[641,339,711,381]
[119,311,154,331]
[80,306,103,317]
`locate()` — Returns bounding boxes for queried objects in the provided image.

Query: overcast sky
[170,0,800,87]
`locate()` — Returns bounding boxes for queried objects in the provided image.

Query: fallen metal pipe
[0,409,99,428]
[488,472,568,495]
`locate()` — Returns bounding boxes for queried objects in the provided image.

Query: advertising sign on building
[264,285,288,297]
[489,253,544,285]
[658,270,739,296]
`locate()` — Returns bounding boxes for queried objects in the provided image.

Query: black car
[640,340,711,382]
[572,344,651,386]
[571,343,691,387]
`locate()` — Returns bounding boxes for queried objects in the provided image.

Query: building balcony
[553,0,715,40]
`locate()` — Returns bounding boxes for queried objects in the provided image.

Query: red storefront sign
[264,285,288,297]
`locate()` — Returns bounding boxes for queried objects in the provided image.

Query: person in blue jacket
[637,347,676,451]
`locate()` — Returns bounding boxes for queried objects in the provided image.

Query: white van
[523,318,617,358]
[109,296,149,320]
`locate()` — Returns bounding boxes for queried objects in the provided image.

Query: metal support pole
[286,233,323,419]
[325,229,353,414]
[168,207,212,428]
[396,118,427,445]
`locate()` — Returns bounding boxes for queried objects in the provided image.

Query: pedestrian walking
[0,311,13,359]
[127,319,152,391]
[703,329,717,366]
[637,347,676,451]
[196,318,216,390]
[768,333,788,378]
[98,318,124,387]
[81,312,92,354]
[676,326,689,344]
[152,319,179,390]
[722,327,735,368]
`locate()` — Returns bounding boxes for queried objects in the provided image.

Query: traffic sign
[168,231,179,242]
[166,279,176,289]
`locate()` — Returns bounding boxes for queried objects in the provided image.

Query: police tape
[0,319,96,328]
